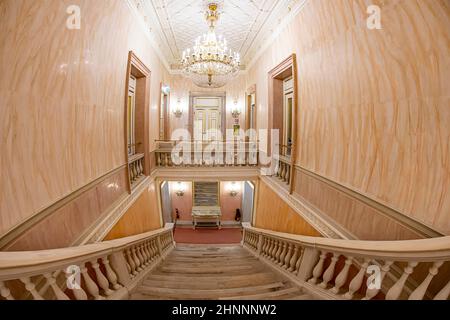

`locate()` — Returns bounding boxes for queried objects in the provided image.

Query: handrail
[243,223,450,259]
[0,224,173,270]
[242,223,450,300]
[0,224,175,300]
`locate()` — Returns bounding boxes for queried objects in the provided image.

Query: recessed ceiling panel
[131,0,303,68]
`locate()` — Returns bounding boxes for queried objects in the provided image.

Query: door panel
[193,97,222,141]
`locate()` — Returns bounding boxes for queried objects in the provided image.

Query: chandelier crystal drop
[181,3,240,88]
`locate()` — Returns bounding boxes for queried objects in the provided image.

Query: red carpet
[173,227,242,244]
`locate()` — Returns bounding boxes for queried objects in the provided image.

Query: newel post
[241,228,246,246]
[297,247,320,282]
[109,251,132,287]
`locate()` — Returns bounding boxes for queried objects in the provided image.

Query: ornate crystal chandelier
[181,3,240,88]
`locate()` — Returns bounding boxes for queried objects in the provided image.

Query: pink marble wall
[4,168,129,251]
[0,0,170,236]
[245,0,450,235]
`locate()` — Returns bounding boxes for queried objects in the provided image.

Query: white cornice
[246,0,309,71]
[125,0,171,72]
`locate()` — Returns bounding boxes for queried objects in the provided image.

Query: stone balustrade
[155,140,259,167]
[128,153,145,186]
[242,223,450,300]
[0,224,175,300]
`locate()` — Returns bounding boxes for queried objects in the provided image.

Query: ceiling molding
[129,0,307,73]
[246,0,309,70]
[125,0,171,72]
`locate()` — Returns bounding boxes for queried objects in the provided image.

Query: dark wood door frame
[123,51,151,192]
[267,54,298,193]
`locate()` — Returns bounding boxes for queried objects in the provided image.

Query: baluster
[135,160,140,177]
[65,270,88,300]
[408,261,443,300]
[164,153,169,166]
[286,164,290,184]
[44,272,69,300]
[123,252,132,275]
[152,240,160,257]
[91,259,113,296]
[262,238,270,257]
[363,260,393,300]
[343,258,371,299]
[168,152,173,166]
[20,277,43,300]
[151,239,158,259]
[102,256,122,290]
[280,162,284,179]
[0,281,14,300]
[434,279,450,300]
[319,253,340,288]
[294,250,303,273]
[136,160,141,177]
[153,239,160,257]
[142,241,151,264]
[142,242,151,265]
[283,243,294,269]
[274,240,283,263]
[145,240,155,263]
[80,265,104,300]
[386,261,418,300]
[278,242,288,266]
[288,245,300,272]
[126,248,137,276]
[264,239,273,258]
[131,246,143,272]
[135,244,146,268]
[132,163,137,181]
[331,256,353,294]
[139,159,144,176]
[269,239,278,261]
[158,152,163,166]
[308,251,327,284]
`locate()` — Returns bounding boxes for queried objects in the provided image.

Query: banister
[242,223,450,259]
[0,224,174,272]
[0,224,175,300]
[241,223,450,300]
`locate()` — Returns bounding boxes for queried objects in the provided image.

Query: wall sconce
[173,98,183,118]
[161,85,170,95]
[229,182,239,197]
[175,182,185,196]
[231,100,241,118]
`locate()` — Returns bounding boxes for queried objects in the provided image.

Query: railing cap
[242,223,450,259]
[0,224,174,272]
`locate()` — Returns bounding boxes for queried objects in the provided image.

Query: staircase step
[137,282,287,299]
[222,287,302,300]
[286,294,313,300]
[143,273,281,289]
[132,245,314,301]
